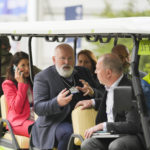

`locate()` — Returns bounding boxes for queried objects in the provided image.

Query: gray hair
[101,53,123,74]
[54,43,74,56]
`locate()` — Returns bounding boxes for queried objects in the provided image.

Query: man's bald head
[99,53,123,74]
[111,44,130,70]
[54,43,74,56]
[96,53,123,87]
[112,44,129,58]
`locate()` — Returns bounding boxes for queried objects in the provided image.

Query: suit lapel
[96,75,131,124]
[96,91,107,124]
[113,75,131,120]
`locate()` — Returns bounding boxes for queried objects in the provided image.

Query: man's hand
[76,79,94,97]
[84,123,103,139]
[57,88,73,107]
[75,100,93,110]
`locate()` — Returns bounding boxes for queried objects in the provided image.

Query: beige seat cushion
[0,95,30,149]
[0,95,54,149]
[1,95,8,119]
[72,106,97,145]
[3,132,29,149]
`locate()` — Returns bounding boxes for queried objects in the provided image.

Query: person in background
[111,44,130,74]
[0,36,41,96]
[0,36,13,96]
[77,49,104,97]
[111,44,146,79]
[31,43,96,150]
[77,49,97,79]
[141,73,150,115]
[2,52,34,137]
[80,53,144,150]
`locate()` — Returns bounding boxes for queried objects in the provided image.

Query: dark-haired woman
[77,49,104,96]
[2,51,34,137]
[77,50,97,78]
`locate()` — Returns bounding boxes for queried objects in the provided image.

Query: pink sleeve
[2,80,29,114]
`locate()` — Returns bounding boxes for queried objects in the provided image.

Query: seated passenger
[80,53,144,150]
[0,36,13,96]
[141,73,150,114]
[77,49,104,95]
[31,43,97,150]
[0,36,41,96]
[2,51,34,137]
[77,49,97,80]
[75,50,106,110]
[111,44,147,79]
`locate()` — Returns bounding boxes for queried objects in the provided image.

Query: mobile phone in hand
[13,65,17,72]
[13,65,22,75]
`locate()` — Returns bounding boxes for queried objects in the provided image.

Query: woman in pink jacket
[2,51,34,137]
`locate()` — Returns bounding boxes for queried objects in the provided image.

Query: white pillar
[27,0,38,66]
[27,0,38,21]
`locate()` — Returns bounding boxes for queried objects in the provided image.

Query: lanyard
[62,77,79,94]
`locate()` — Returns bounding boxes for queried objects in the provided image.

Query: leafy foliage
[92,0,150,73]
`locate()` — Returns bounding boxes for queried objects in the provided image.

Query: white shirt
[103,74,123,131]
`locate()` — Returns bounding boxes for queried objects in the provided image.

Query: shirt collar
[105,74,123,91]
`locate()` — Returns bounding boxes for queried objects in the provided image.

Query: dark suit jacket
[95,75,142,134]
[31,65,96,149]
[93,76,105,100]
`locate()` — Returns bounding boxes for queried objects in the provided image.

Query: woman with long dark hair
[77,49,97,79]
[2,51,34,137]
[77,49,104,95]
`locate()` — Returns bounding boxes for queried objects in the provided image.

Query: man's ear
[52,56,56,64]
[106,69,112,78]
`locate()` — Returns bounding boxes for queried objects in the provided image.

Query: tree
[92,1,150,73]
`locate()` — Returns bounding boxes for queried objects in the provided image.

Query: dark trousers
[55,122,73,150]
[81,135,144,150]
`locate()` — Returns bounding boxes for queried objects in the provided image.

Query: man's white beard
[56,64,73,78]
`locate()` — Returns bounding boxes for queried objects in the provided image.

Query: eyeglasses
[56,57,73,62]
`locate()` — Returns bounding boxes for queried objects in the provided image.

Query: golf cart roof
[0,17,150,37]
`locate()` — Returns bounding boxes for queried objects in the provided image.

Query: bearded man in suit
[31,43,98,150]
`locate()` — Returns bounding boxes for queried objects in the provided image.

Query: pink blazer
[2,80,33,127]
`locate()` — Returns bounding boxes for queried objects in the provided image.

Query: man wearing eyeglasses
[31,43,98,150]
